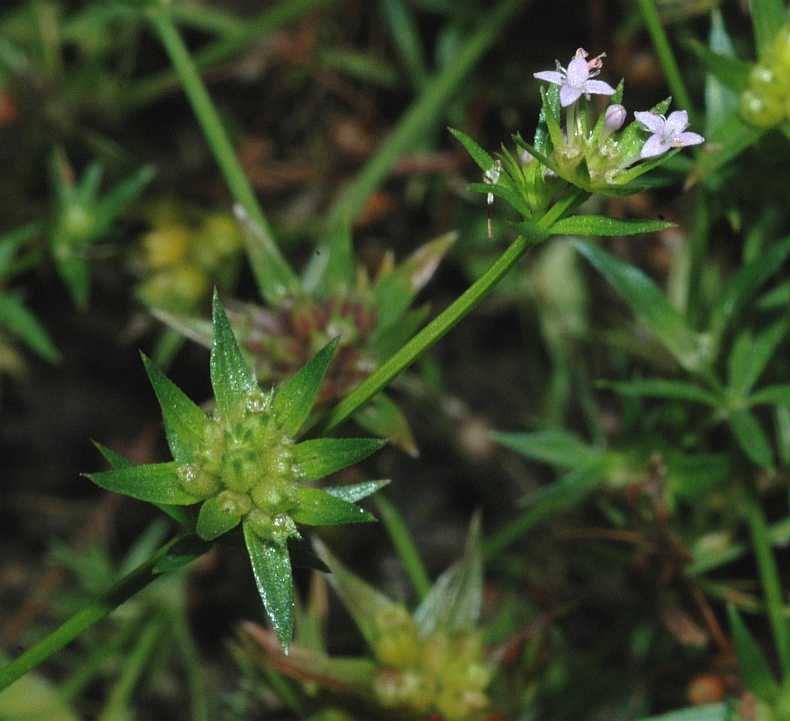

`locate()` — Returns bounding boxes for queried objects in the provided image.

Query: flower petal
[634,111,665,134]
[640,134,671,159]
[560,84,583,107]
[672,131,705,148]
[583,79,616,96]
[566,54,589,86]
[665,110,689,136]
[533,70,564,85]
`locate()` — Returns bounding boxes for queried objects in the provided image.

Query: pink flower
[533,48,616,107]
[634,110,704,158]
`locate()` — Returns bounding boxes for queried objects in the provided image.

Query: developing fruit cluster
[237,294,378,403]
[741,26,790,128]
[370,606,491,721]
[177,388,301,544]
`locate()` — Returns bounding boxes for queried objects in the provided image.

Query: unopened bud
[604,104,627,132]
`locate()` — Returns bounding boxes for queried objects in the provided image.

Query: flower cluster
[87,291,387,648]
[740,25,790,128]
[529,47,703,191]
[135,206,242,314]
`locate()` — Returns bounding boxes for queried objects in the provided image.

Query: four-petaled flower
[634,110,704,159]
[533,48,616,107]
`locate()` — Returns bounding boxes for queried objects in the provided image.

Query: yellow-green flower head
[87,291,387,650]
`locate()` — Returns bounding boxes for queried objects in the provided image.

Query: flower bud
[604,104,627,132]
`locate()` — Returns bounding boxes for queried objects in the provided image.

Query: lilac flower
[634,110,704,158]
[533,48,616,108]
[604,104,627,131]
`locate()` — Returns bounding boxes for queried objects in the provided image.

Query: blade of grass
[374,495,431,600]
[325,0,525,228]
[148,9,299,303]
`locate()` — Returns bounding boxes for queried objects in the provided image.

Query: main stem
[149,9,298,303]
[0,533,202,692]
[322,190,586,431]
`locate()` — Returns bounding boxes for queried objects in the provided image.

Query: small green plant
[86,290,387,649]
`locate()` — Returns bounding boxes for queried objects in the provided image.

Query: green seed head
[740,88,785,128]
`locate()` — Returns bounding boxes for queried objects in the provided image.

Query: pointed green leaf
[92,442,192,527]
[316,219,355,296]
[750,385,790,406]
[573,240,710,372]
[196,496,241,541]
[292,487,376,526]
[0,223,40,280]
[53,253,90,309]
[730,410,774,468]
[313,538,403,648]
[243,522,295,650]
[758,279,790,310]
[711,237,790,339]
[374,232,456,328]
[141,352,208,463]
[414,514,482,635]
[728,605,780,702]
[324,479,390,503]
[292,438,385,482]
[210,290,258,418]
[685,39,748,94]
[492,430,603,469]
[353,392,419,457]
[93,165,155,236]
[549,216,675,237]
[86,462,200,505]
[271,338,339,437]
[448,127,495,173]
[728,320,789,398]
[752,0,786,55]
[0,294,60,362]
[602,379,720,406]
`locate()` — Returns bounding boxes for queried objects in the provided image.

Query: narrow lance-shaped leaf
[353,392,419,457]
[750,385,790,406]
[142,352,208,463]
[292,487,376,526]
[243,522,295,650]
[315,218,355,296]
[374,232,456,329]
[492,429,604,469]
[683,41,748,95]
[730,410,774,468]
[414,514,482,636]
[728,605,780,702]
[0,294,60,362]
[573,240,710,372]
[0,223,40,280]
[751,0,786,55]
[313,538,404,649]
[549,216,675,237]
[292,438,385,482]
[601,379,720,406]
[448,127,495,173]
[210,290,258,418]
[92,442,192,527]
[323,479,390,503]
[86,462,200,505]
[271,338,338,437]
[727,319,789,398]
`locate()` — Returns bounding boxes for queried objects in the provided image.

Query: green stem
[127,0,335,109]
[325,0,525,228]
[745,488,790,676]
[322,190,585,431]
[169,3,246,37]
[97,613,167,721]
[637,0,694,116]
[375,495,431,600]
[149,9,299,304]
[0,533,203,692]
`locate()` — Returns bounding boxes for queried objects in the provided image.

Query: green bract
[86,290,387,649]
